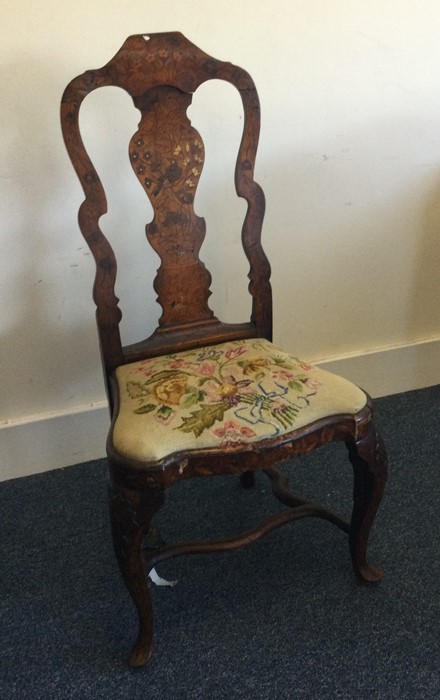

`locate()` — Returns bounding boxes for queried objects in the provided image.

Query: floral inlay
[130,135,204,201]
[123,340,321,442]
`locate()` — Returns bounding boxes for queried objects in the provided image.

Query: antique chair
[61,33,387,667]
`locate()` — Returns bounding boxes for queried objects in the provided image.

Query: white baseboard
[1,338,439,482]
[315,337,440,398]
[0,403,110,482]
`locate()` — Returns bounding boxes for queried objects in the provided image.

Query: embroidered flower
[155,405,175,425]
[225,345,248,361]
[212,420,256,447]
[269,398,300,428]
[168,358,193,370]
[197,348,223,361]
[124,341,322,441]
[270,397,292,413]
[305,377,320,391]
[271,368,295,382]
[153,375,188,405]
[133,364,155,378]
[204,376,252,405]
[198,361,217,376]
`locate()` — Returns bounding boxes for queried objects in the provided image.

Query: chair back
[61,33,272,376]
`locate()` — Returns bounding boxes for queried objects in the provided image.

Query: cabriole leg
[346,427,388,584]
[109,477,165,667]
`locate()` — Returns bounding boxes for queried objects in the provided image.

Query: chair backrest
[61,33,272,378]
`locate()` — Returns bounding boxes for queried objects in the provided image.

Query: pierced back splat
[130,86,214,328]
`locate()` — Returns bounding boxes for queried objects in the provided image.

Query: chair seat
[112,338,367,463]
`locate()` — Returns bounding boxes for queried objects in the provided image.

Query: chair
[61,32,387,667]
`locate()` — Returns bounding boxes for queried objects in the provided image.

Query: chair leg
[239,470,256,488]
[109,478,165,667]
[346,426,388,584]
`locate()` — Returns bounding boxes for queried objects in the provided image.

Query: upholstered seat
[113,339,367,463]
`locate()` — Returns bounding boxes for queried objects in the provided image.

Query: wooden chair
[61,32,387,667]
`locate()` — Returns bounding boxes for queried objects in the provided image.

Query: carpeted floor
[1,385,440,699]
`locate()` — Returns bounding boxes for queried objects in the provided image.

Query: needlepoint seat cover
[113,338,367,463]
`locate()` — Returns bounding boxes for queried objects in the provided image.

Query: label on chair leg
[149,567,177,587]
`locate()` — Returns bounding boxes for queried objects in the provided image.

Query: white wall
[2,0,440,479]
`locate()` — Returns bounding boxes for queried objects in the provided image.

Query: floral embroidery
[124,340,321,443]
[152,375,188,405]
[212,421,257,447]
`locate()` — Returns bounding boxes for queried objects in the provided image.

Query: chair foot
[346,427,388,585]
[109,477,165,666]
[355,562,384,584]
[239,470,255,489]
[129,637,154,668]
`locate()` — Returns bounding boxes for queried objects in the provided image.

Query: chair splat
[130,85,215,328]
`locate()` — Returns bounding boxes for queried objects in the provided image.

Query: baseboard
[1,338,439,482]
[315,337,440,398]
[0,403,110,482]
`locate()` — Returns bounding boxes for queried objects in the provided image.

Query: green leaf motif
[134,403,156,415]
[272,357,297,370]
[127,381,151,399]
[144,369,189,385]
[288,379,305,392]
[197,375,217,386]
[156,405,173,419]
[177,402,227,437]
[181,388,204,409]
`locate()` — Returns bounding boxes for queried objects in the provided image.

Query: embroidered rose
[153,375,188,405]
[212,420,257,447]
